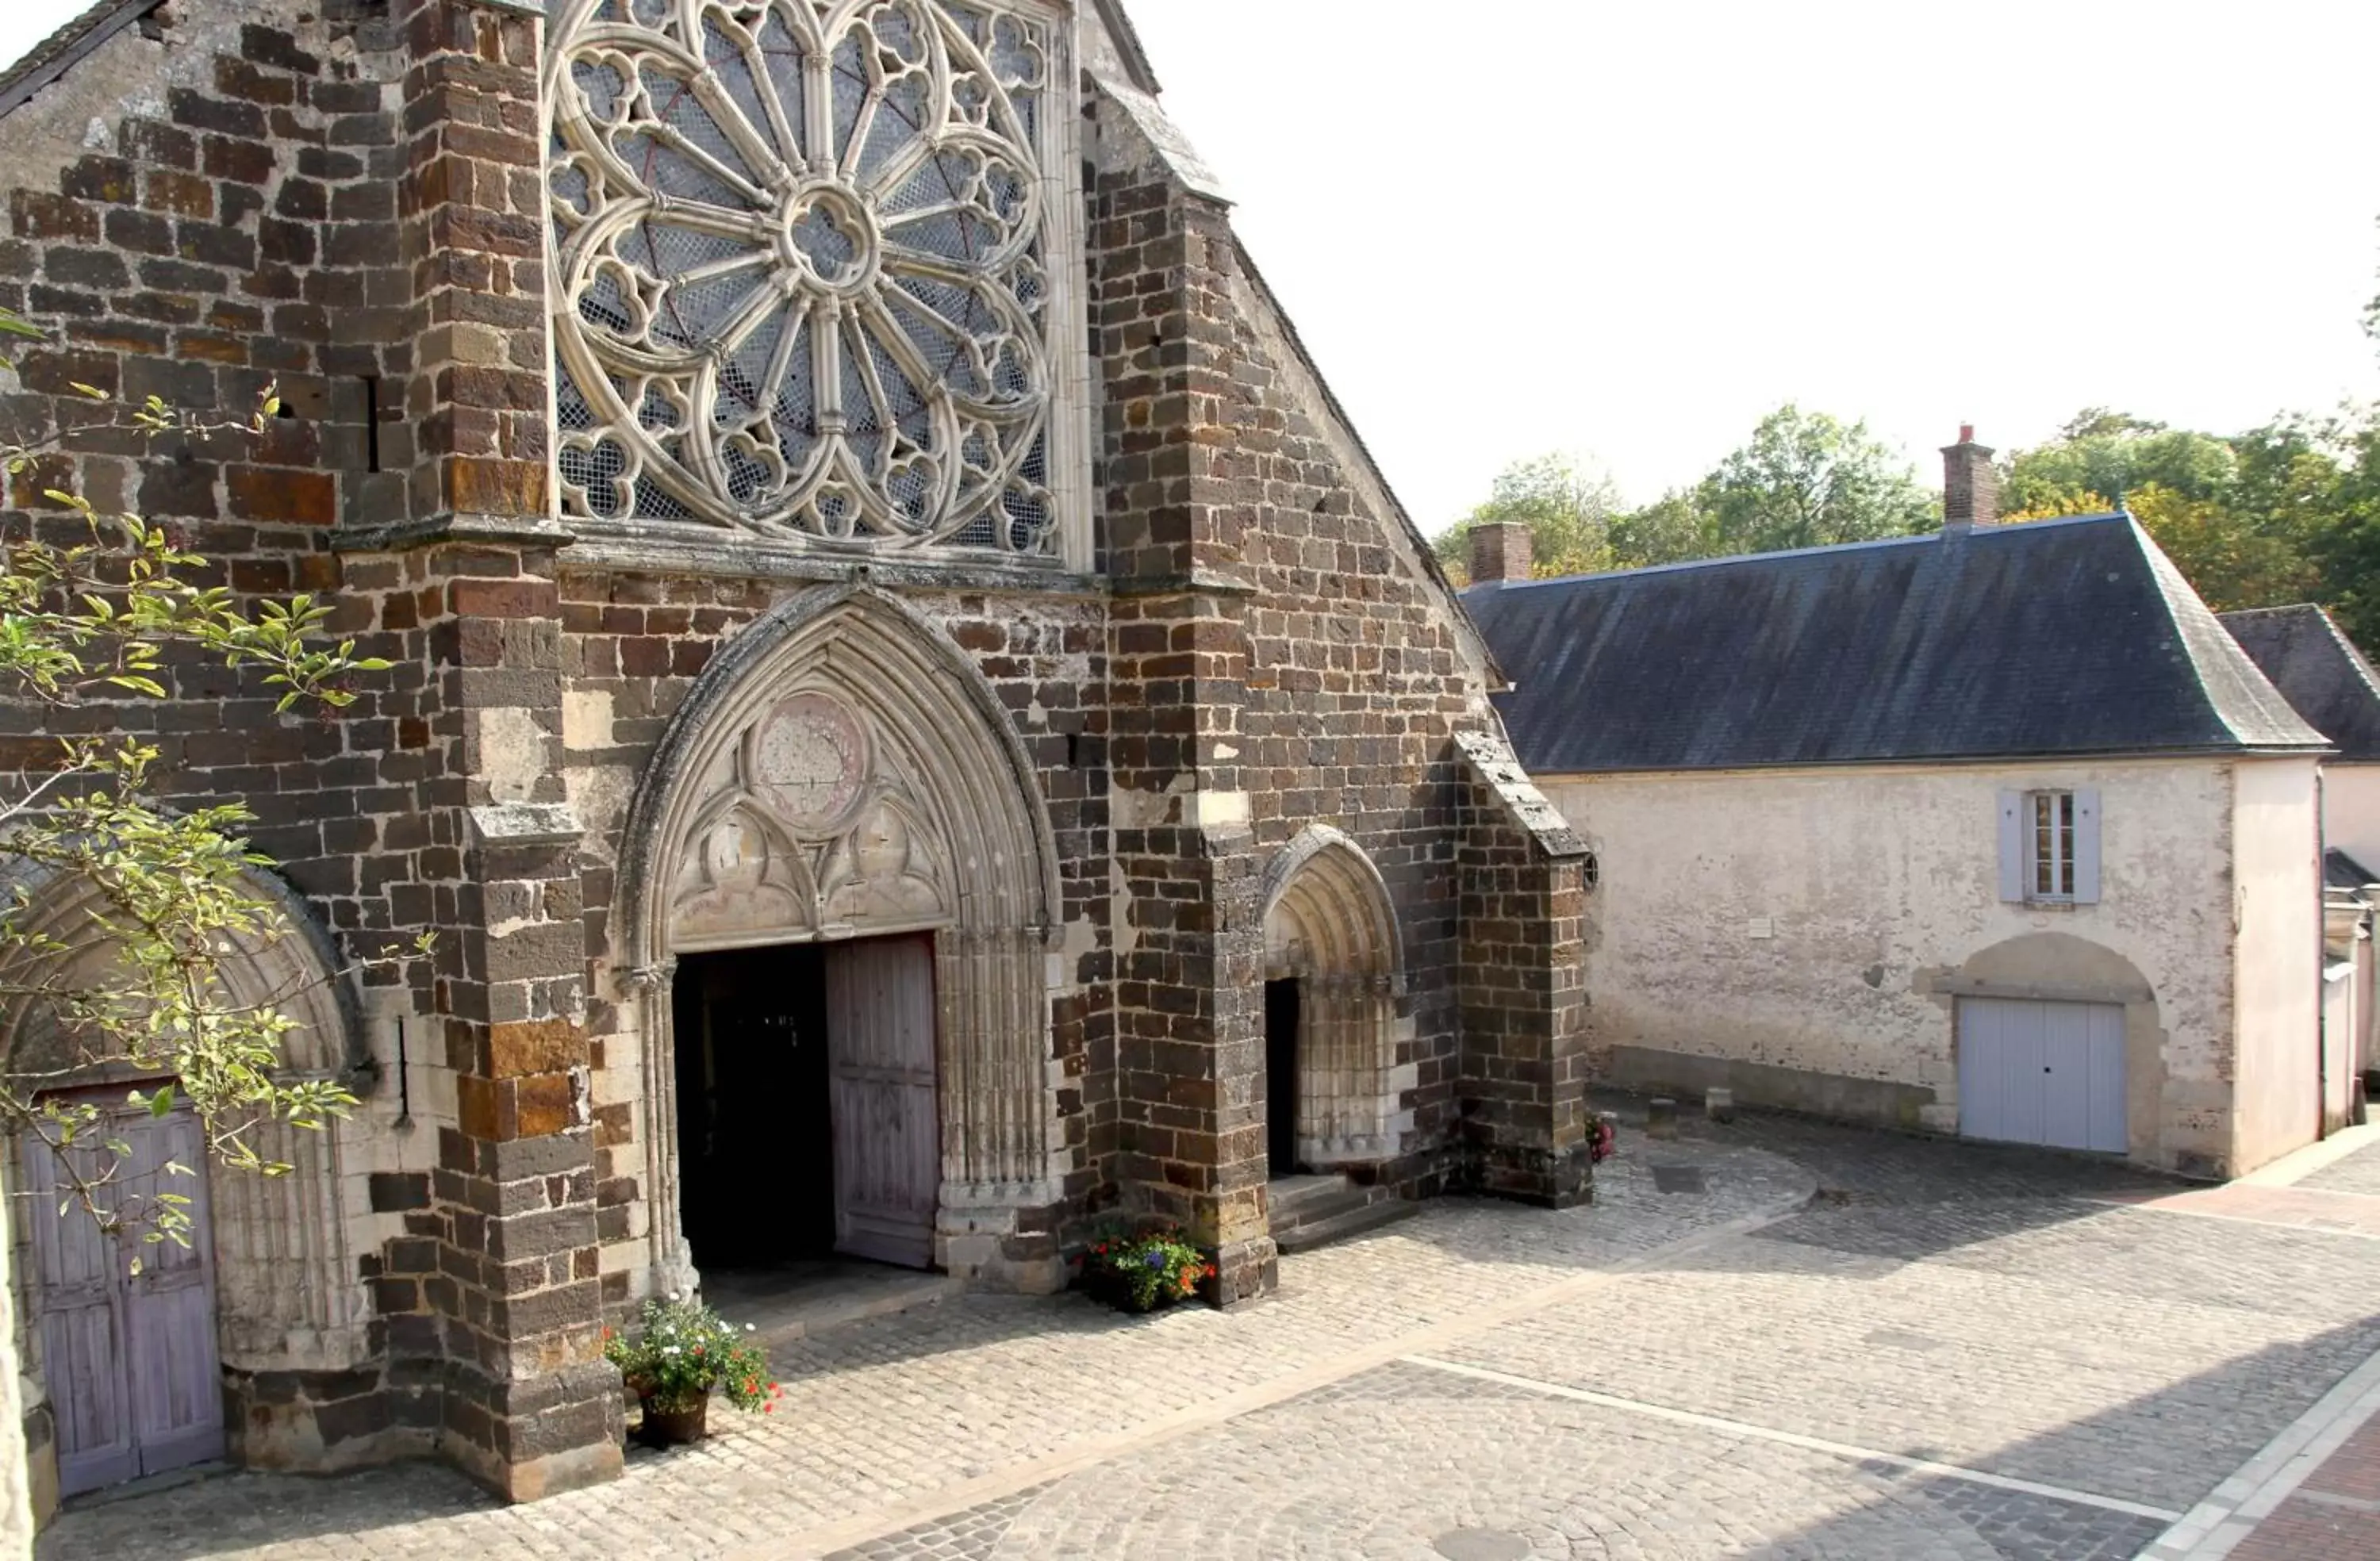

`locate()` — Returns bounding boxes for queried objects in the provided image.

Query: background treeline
[1438,264,2380,648]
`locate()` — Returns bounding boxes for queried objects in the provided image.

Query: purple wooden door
[824,936,941,1268]
[20,1105,224,1495]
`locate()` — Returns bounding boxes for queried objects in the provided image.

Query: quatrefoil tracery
[548,0,1059,555]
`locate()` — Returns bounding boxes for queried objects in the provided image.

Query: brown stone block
[448,576,557,619]
[456,1073,513,1142]
[227,465,336,524]
[514,1072,576,1139]
[487,1018,583,1080]
[590,1102,633,1149]
[143,170,213,219]
[447,456,548,518]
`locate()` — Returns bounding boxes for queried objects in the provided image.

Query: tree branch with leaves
[0,307,406,1268]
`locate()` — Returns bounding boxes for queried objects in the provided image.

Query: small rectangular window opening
[363,376,382,473]
[2029,790,2075,900]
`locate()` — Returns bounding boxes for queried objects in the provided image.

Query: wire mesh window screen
[548,0,1061,558]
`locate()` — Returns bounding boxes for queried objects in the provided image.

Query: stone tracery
[547,0,1065,555]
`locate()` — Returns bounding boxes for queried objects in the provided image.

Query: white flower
[745,1323,755,1333]
[666,1291,681,1302]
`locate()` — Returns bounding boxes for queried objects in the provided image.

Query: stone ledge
[467,801,582,848]
[559,524,1101,597]
[332,512,578,554]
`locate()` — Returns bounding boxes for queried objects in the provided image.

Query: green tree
[2002,410,2237,519]
[2128,481,2323,612]
[1607,490,1715,568]
[1434,451,1624,582]
[1690,404,1938,554]
[2002,406,2366,624]
[1438,408,1935,582]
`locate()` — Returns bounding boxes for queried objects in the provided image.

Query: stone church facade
[0,0,1590,1513]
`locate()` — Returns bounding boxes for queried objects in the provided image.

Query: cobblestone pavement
[43,1110,2380,1561]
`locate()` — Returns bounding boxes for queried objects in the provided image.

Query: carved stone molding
[613,584,1063,1286]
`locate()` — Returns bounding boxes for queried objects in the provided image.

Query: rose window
[548,0,1059,555]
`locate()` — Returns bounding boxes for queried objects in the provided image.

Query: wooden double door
[19,1103,225,1496]
[679,934,941,1270]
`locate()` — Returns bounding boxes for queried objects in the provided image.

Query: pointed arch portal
[616,585,1064,1291]
[1261,827,1408,1168]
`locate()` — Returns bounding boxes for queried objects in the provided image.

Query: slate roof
[1463,513,2328,775]
[0,0,162,121]
[2326,847,2378,895]
[2219,604,2380,762]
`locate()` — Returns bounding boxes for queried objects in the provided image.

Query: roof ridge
[0,0,163,121]
[1475,511,2130,593]
[2313,604,2380,712]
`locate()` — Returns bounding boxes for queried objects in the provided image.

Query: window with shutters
[547,0,1084,562]
[1997,787,2102,905]
[2029,790,2075,899]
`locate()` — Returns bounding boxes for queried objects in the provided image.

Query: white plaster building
[1464,434,2336,1179]
[2221,603,2380,1126]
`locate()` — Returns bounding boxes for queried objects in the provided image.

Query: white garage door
[1956,997,2127,1154]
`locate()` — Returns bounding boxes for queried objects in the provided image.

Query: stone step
[1274,1183,1374,1231]
[1273,1195,1418,1255]
[1268,1173,1357,1222]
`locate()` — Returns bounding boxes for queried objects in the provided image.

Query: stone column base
[1211,1233,1278,1306]
[939,1188,1069,1294]
[440,1360,624,1503]
[1478,1141,1595,1210]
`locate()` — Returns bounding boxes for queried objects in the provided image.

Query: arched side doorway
[614,585,1065,1295]
[0,868,370,1498]
[1260,828,1408,1171]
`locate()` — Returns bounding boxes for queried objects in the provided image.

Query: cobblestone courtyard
[43,1109,2380,1560]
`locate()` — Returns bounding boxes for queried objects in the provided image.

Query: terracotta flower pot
[635,1394,709,1448]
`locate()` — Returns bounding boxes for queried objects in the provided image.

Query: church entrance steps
[1268,1174,1417,1254]
[702,1260,968,1346]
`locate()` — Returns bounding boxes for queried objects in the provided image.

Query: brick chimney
[1941,424,1998,535]
[1470,521,1533,585]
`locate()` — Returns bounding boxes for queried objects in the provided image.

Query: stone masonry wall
[0,0,452,1494]
[1084,75,1586,1276]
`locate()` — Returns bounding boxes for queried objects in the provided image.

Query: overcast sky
[6,0,2377,528]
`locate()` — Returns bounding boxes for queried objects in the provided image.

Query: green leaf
[148,1083,175,1118]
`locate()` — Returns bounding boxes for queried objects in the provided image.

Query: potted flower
[602,1292,782,1447]
[1073,1225,1217,1314]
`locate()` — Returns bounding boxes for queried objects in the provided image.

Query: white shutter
[2072,788,2102,903]
[1997,791,2025,901]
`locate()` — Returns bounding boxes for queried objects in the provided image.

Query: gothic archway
[0,865,374,1482]
[1261,828,1406,1167]
[613,584,1063,1291]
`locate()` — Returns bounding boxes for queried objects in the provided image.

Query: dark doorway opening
[1265,976,1301,1172]
[674,945,835,1269]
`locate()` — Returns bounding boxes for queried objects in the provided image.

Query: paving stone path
[43,1109,2380,1561]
